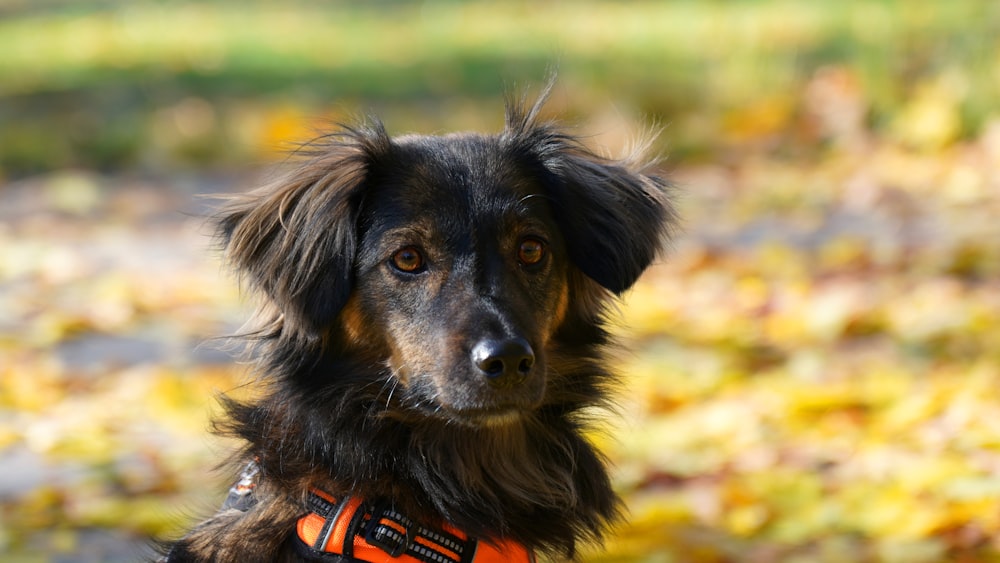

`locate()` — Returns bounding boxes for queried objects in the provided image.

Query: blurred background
[2,0,999,561]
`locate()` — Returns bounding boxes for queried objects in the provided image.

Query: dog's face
[219,106,671,430]
[346,135,571,426]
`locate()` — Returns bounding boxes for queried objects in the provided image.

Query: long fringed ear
[215,122,392,339]
[544,154,673,294]
[504,88,676,294]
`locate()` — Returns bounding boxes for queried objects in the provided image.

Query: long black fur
[163,86,676,562]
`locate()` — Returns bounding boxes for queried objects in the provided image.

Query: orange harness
[295,489,534,563]
[224,460,533,563]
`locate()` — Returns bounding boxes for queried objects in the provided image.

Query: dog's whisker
[384,379,399,410]
[516,193,552,205]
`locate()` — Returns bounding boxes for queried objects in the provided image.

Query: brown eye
[518,238,546,266]
[391,246,425,273]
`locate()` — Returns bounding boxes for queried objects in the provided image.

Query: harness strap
[296,489,534,563]
[220,459,533,563]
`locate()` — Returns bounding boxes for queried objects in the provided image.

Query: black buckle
[364,502,414,558]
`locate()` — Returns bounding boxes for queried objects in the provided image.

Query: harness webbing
[222,459,534,563]
[296,489,533,563]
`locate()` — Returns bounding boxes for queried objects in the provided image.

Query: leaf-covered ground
[3,1,1000,562]
[3,127,999,562]
[590,137,1000,562]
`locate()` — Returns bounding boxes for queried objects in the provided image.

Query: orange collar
[295,488,534,563]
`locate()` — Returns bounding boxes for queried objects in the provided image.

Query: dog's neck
[223,381,620,557]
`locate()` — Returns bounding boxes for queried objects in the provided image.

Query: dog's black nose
[471,337,534,386]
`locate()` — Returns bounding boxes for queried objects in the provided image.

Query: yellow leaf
[892,82,961,150]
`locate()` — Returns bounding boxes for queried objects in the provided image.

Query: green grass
[0,0,997,175]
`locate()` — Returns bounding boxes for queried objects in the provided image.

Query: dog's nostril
[483,359,504,376]
[517,356,533,374]
[471,337,535,383]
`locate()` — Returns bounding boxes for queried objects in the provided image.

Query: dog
[163,87,675,562]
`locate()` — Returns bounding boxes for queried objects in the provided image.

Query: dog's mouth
[402,397,530,428]
[445,406,526,428]
[404,396,531,428]
[390,361,547,428]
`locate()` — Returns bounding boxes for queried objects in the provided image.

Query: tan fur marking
[549,282,570,337]
[339,294,366,347]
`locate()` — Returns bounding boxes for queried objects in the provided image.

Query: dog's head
[218,93,674,428]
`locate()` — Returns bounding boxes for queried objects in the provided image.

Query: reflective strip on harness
[296,489,533,563]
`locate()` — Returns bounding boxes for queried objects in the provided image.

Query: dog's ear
[216,123,391,338]
[505,94,675,294]
[541,152,672,294]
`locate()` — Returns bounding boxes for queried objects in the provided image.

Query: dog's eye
[517,238,546,266]
[391,246,425,273]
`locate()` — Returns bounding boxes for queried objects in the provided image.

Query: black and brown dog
[164,87,675,562]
